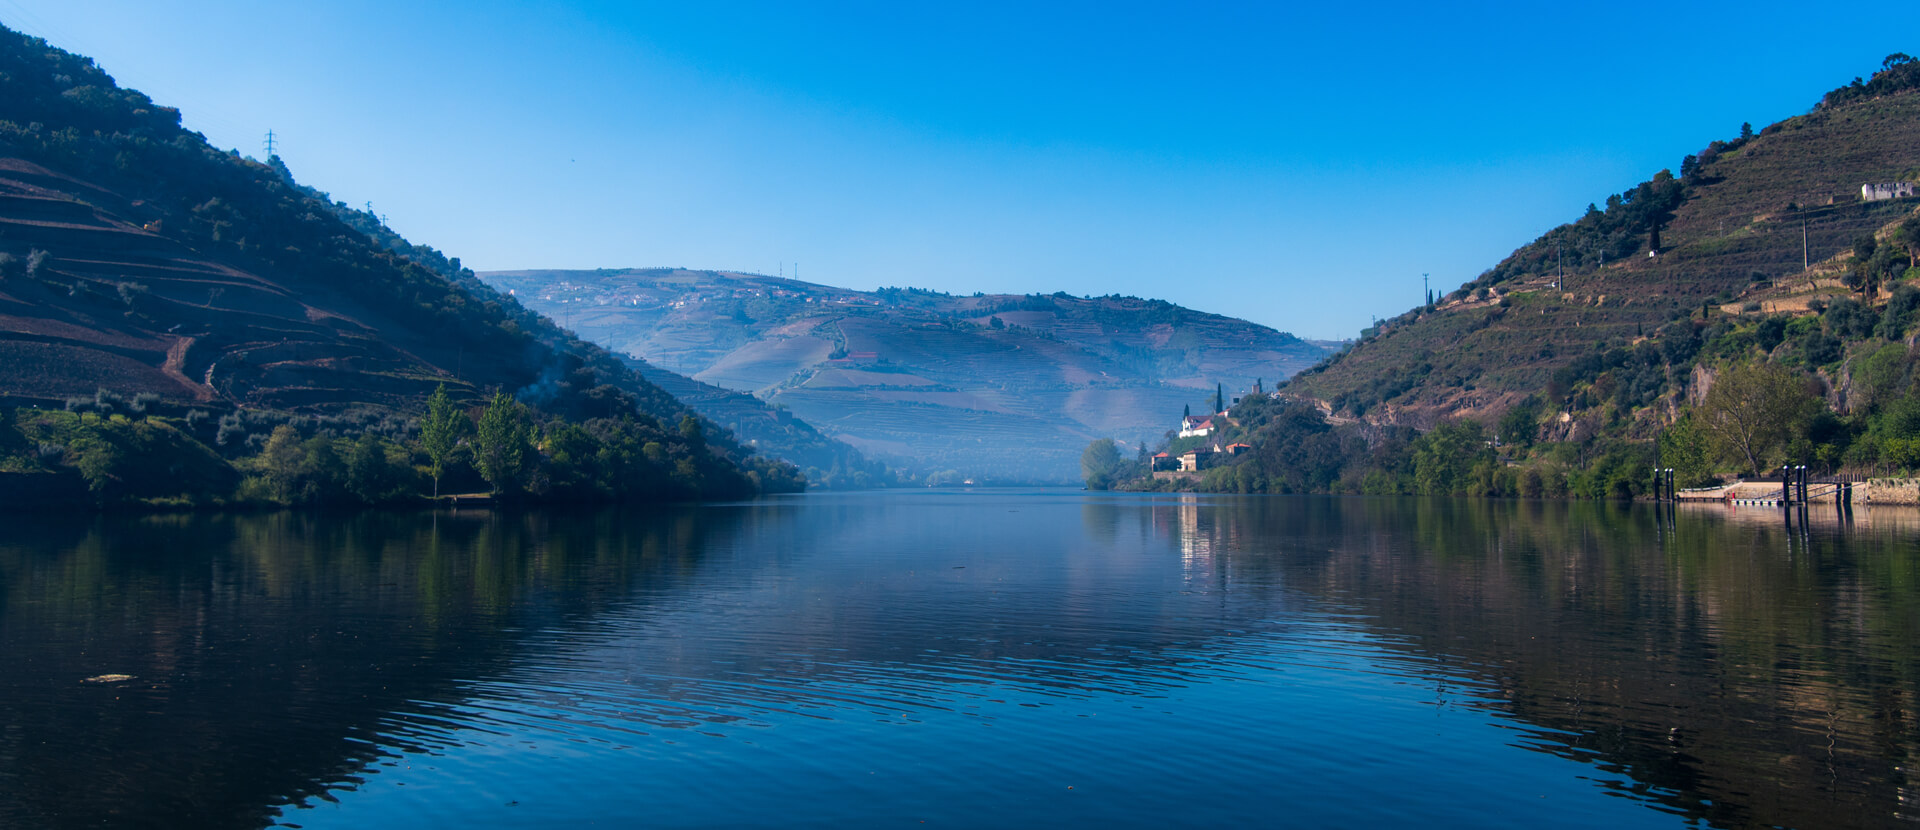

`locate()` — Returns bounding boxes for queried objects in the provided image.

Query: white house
[1178,415,1215,438]
[1863,182,1917,202]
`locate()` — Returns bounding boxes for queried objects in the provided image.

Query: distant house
[1863,182,1917,201]
[1150,452,1180,472]
[1178,415,1215,438]
[1179,448,1218,472]
[1226,443,1252,456]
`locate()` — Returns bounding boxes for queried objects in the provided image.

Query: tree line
[0,383,805,508]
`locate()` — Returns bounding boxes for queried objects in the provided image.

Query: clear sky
[1,1,1914,339]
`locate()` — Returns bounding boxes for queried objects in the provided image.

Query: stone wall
[1865,478,1920,505]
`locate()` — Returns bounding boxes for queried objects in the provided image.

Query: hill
[1125,53,1920,498]
[625,358,893,488]
[1288,53,1920,429]
[0,24,795,504]
[480,268,1336,480]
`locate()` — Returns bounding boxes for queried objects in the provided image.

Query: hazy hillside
[0,24,794,502]
[1288,55,1920,427]
[482,268,1336,480]
[625,357,893,488]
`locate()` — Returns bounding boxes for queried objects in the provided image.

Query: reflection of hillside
[1190,497,1920,829]
[0,497,1310,827]
[8,496,1913,827]
[0,507,764,827]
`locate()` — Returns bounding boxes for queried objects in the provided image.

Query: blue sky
[2,1,1914,339]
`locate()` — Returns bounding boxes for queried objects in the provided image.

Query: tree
[1695,362,1819,475]
[347,433,403,503]
[1081,438,1124,490]
[1412,420,1488,495]
[259,425,305,502]
[1214,383,1224,415]
[419,384,469,497]
[1658,414,1714,487]
[474,392,532,494]
[1739,121,1754,141]
[129,392,160,422]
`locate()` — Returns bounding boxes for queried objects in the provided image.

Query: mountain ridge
[481,267,1337,480]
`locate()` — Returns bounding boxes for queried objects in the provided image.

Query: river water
[2,491,1916,828]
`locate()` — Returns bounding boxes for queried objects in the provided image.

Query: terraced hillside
[1288,60,1920,427]
[0,157,481,410]
[483,269,1335,479]
[0,23,793,499]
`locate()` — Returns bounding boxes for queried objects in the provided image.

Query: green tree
[347,432,404,503]
[419,384,469,497]
[1854,343,1911,414]
[679,414,705,450]
[475,392,532,494]
[1081,438,1124,490]
[1696,362,1819,475]
[1658,414,1714,487]
[1411,420,1488,495]
[258,425,305,502]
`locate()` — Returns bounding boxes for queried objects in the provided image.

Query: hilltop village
[1146,383,1260,479]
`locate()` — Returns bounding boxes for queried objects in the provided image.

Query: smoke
[516,360,566,407]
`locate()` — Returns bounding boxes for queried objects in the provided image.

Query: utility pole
[263,129,276,157]
[1802,219,1810,273]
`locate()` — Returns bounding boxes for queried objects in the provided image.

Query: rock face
[483,269,1337,480]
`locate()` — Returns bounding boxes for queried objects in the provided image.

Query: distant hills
[482,268,1338,480]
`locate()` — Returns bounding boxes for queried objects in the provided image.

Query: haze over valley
[484,268,1334,480]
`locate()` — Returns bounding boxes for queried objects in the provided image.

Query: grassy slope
[1289,84,1920,426]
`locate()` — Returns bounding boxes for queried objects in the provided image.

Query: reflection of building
[1177,495,1212,571]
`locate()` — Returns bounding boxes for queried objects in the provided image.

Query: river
[1,490,1915,827]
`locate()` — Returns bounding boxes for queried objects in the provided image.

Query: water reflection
[0,494,1916,828]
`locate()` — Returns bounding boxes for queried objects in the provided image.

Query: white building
[1863,182,1917,201]
[1178,415,1215,439]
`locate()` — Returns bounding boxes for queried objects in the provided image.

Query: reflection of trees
[0,506,756,828]
[6,497,1917,828]
[1198,496,1920,829]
